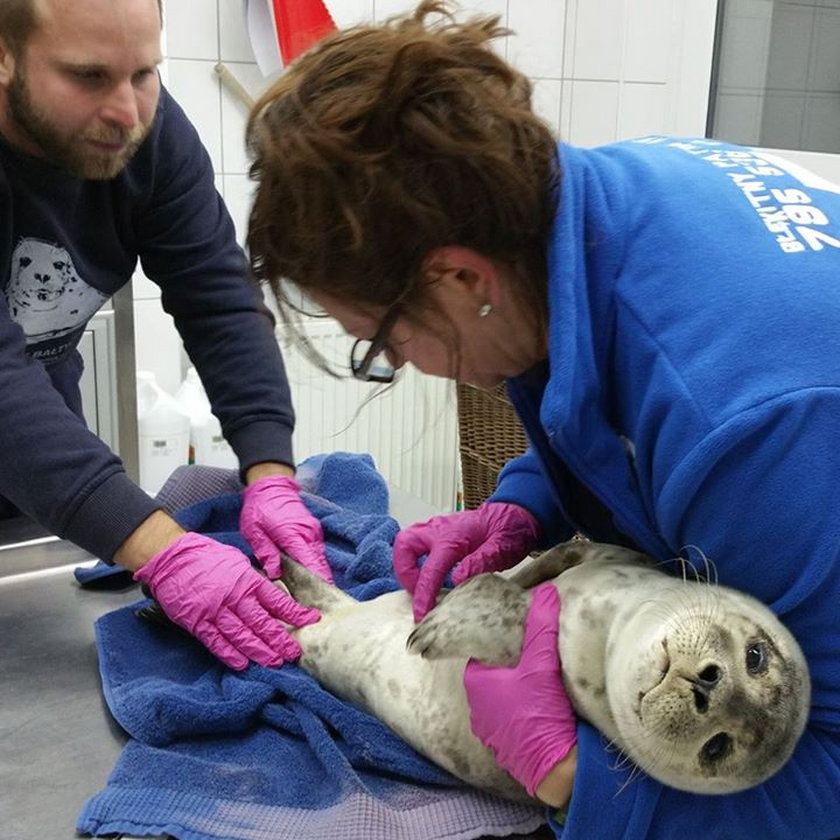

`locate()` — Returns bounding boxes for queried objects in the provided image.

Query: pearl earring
[478,303,493,318]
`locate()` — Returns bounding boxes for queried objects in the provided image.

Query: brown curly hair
[246,0,559,369]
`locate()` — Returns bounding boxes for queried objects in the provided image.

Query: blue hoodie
[0,88,294,561]
[492,137,840,839]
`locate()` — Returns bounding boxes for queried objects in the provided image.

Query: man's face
[0,0,163,180]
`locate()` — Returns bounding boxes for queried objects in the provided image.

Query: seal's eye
[700,732,732,765]
[746,641,767,674]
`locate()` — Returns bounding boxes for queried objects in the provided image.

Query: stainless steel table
[0,535,141,839]
[0,494,552,840]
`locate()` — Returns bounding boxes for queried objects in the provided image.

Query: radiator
[281,318,460,513]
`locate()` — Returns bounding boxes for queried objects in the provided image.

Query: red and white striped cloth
[243,0,336,76]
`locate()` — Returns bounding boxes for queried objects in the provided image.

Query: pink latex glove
[134,532,322,670]
[464,583,577,798]
[393,502,539,622]
[240,475,333,583]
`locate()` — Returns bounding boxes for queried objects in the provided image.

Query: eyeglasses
[350,305,401,383]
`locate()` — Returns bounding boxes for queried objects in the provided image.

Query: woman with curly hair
[246,3,840,837]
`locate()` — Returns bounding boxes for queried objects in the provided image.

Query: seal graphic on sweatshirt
[4,237,107,345]
[280,540,810,803]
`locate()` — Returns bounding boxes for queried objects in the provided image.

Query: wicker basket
[456,382,529,510]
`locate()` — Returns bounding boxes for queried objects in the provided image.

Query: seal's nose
[691,664,722,712]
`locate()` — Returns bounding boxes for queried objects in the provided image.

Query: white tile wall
[163,0,219,60]
[669,0,719,137]
[133,298,184,394]
[219,1,256,62]
[132,0,720,502]
[165,59,224,171]
[221,173,255,246]
[132,264,159,301]
[326,0,371,28]
[618,82,668,141]
[565,81,621,146]
[531,78,564,135]
[566,0,625,81]
[220,62,266,173]
[623,0,671,83]
[508,0,567,79]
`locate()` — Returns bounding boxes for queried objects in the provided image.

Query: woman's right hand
[464,583,577,805]
[392,501,539,622]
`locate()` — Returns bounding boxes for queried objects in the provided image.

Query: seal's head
[607,583,810,794]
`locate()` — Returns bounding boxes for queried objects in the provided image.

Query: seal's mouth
[638,638,671,710]
[653,638,671,686]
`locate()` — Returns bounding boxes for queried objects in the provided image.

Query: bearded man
[0,0,331,670]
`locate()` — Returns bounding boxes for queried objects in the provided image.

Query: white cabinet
[78,308,120,456]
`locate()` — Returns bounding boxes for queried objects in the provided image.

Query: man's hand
[240,472,333,582]
[133,531,321,670]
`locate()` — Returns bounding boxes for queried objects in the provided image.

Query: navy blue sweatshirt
[0,88,294,561]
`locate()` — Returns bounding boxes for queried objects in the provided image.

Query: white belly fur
[291,589,532,803]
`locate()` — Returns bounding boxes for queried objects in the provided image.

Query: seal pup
[280,540,810,803]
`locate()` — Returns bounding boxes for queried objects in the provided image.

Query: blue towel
[77,452,545,840]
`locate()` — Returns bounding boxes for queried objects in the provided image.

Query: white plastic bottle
[136,370,191,496]
[174,367,237,469]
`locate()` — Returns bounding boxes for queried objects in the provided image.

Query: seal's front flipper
[504,541,590,588]
[406,573,530,666]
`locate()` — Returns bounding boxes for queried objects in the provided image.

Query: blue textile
[77,453,545,840]
[73,559,134,588]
